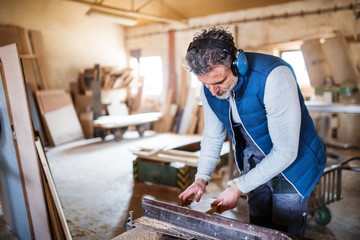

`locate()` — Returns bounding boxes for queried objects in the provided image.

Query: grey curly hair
[185,26,235,76]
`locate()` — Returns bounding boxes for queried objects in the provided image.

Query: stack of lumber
[153,68,204,135]
[76,65,137,93]
[71,64,144,138]
[0,24,86,147]
[0,24,49,91]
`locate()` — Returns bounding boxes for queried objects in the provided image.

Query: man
[178,26,326,237]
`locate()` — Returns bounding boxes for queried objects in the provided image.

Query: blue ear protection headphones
[187,38,248,76]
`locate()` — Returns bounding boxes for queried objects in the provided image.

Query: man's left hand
[211,184,243,214]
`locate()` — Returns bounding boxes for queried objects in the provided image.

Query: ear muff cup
[187,38,248,77]
[231,49,248,76]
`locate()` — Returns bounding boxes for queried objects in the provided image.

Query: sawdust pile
[135,217,172,231]
[112,228,162,240]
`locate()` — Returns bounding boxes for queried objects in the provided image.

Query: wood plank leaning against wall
[0,44,51,239]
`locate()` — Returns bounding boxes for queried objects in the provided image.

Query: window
[281,50,311,87]
[131,56,163,96]
[190,72,202,89]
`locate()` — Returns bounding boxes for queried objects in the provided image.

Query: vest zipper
[228,96,241,173]
[231,91,266,157]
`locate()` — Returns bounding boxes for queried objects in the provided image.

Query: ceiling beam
[135,0,154,12]
[65,0,187,25]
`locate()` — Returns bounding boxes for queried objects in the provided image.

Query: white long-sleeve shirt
[195,65,301,194]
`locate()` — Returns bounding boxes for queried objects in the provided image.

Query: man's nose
[207,85,218,96]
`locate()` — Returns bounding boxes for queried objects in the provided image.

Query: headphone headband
[187,38,248,76]
[187,38,237,57]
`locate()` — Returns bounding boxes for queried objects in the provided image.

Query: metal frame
[125,198,293,240]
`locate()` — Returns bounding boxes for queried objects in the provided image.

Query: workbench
[93,112,162,140]
[132,140,230,190]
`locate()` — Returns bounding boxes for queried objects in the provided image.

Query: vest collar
[232,75,249,99]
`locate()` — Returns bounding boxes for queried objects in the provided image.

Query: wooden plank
[112,68,131,88]
[187,105,199,134]
[36,89,70,113]
[25,83,51,147]
[69,82,79,100]
[197,106,205,134]
[28,30,49,89]
[168,29,177,104]
[74,94,92,114]
[35,90,67,146]
[0,62,32,239]
[44,104,84,145]
[20,57,39,92]
[0,24,30,54]
[79,112,94,139]
[77,73,86,94]
[119,74,134,88]
[162,103,178,132]
[180,58,189,109]
[131,148,199,167]
[0,43,51,239]
[40,168,64,240]
[188,197,219,214]
[154,87,174,132]
[36,90,84,146]
[35,138,72,240]
[178,88,197,134]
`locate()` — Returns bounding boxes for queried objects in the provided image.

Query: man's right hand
[178,178,207,205]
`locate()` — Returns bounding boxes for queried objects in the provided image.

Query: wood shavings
[111,228,161,240]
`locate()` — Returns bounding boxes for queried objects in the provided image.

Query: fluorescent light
[86,9,138,26]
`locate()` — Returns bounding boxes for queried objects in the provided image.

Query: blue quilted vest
[204,52,326,198]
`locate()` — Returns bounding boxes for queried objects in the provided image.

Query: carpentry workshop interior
[1,0,360,239]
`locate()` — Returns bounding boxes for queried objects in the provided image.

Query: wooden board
[187,197,219,214]
[36,90,84,146]
[178,88,197,134]
[0,24,30,54]
[25,83,50,147]
[131,148,199,167]
[74,94,92,114]
[35,138,72,240]
[0,62,32,239]
[180,58,189,109]
[168,29,177,104]
[0,43,51,239]
[321,34,358,86]
[44,105,84,145]
[28,30,49,89]
[36,89,71,113]
[21,57,39,92]
[197,106,205,134]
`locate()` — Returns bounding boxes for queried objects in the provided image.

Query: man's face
[198,65,238,99]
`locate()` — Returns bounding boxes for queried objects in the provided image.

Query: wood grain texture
[0,24,30,54]
[35,138,72,240]
[0,44,51,239]
[36,89,70,113]
[28,30,49,89]
[0,62,32,240]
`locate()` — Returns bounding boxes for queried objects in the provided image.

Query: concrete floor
[1,131,359,239]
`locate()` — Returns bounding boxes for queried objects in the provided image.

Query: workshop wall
[0,0,127,89]
[125,0,360,104]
